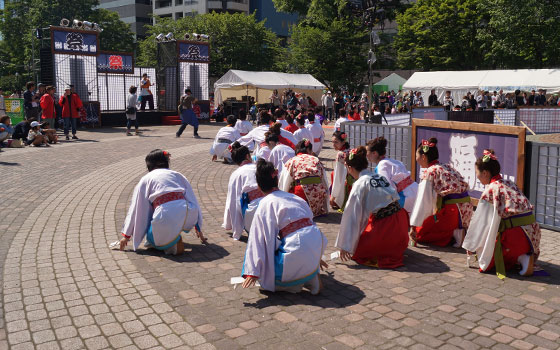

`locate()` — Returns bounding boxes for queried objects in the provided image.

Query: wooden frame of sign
[411,119,527,195]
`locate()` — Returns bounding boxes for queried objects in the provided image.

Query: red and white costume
[279,153,329,217]
[410,161,474,246]
[335,171,409,268]
[293,126,313,145]
[463,175,541,275]
[234,119,253,136]
[209,126,241,161]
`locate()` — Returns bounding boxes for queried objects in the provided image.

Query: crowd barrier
[343,121,560,232]
[378,107,560,134]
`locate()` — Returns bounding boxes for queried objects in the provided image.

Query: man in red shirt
[40,86,56,129]
[59,85,83,140]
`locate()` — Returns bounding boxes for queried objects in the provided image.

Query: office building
[98,0,153,38]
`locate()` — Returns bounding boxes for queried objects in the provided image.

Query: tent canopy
[373,73,407,93]
[214,69,326,105]
[403,69,560,106]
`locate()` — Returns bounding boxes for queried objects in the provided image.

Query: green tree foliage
[394,0,488,70]
[481,0,560,69]
[395,0,560,70]
[0,0,134,79]
[137,12,284,78]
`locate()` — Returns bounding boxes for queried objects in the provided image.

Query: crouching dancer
[119,149,206,255]
[242,159,328,294]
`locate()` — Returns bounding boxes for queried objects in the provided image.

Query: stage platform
[100,110,177,127]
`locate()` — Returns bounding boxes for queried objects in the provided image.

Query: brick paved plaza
[1,123,559,350]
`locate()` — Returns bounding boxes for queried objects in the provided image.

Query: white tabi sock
[452,229,465,248]
[518,254,530,275]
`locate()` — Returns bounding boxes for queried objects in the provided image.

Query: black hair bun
[428,137,438,145]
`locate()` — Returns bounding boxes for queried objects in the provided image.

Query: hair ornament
[163,151,170,158]
[349,148,358,161]
[303,138,311,147]
[228,144,233,152]
[482,149,497,163]
[421,139,435,153]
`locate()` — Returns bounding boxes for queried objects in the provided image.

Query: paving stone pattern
[1,124,559,350]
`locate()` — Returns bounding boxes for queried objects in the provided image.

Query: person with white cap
[59,85,83,140]
[27,121,49,147]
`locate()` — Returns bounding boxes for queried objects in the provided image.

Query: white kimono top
[334,117,348,131]
[237,125,268,153]
[234,120,253,136]
[122,168,203,250]
[306,121,324,155]
[410,162,473,229]
[331,148,350,208]
[210,126,241,160]
[375,158,419,214]
[277,119,289,128]
[223,163,261,240]
[293,127,313,145]
[463,177,541,271]
[254,144,271,161]
[242,190,327,291]
[268,144,295,174]
[335,170,399,254]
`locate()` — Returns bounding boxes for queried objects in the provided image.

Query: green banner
[5,98,25,124]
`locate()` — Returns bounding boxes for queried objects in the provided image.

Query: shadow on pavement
[243,272,365,309]
[135,242,230,263]
[0,161,20,166]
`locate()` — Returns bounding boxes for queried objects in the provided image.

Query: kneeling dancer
[223,142,264,240]
[463,150,541,278]
[242,159,328,294]
[120,149,205,255]
[335,147,409,268]
[409,138,473,247]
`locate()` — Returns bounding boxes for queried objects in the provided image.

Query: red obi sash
[247,188,265,202]
[153,192,185,209]
[396,176,414,193]
[279,218,313,239]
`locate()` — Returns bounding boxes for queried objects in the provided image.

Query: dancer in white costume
[366,136,418,214]
[293,114,313,144]
[267,131,295,175]
[210,115,241,163]
[234,113,253,136]
[120,150,206,255]
[305,113,324,156]
[223,142,264,240]
[242,159,328,294]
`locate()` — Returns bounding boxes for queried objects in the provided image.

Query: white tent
[373,73,407,93]
[403,69,560,107]
[214,69,326,106]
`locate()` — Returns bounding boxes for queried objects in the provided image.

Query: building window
[176,12,184,19]
[155,0,172,8]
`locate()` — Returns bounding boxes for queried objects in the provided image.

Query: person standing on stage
[59,85,83,140]
[176,89,200,138]
[335,147,409,268]
[241,159,328,294]
[140,73,155,110]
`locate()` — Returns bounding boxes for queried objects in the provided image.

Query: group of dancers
[119,111,542,295]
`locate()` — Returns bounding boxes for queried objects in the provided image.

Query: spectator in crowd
[40,86,56,129]
[59,85,83,140]
[428,89,438,106]
[476,90,487,110]
[314,106,326,125]
[307,95,317,109]
[497,90,505,105]
[0,87,6,117]
[126,86,140,136]
[12,118,33,143]
[379,92,388,113]
[461,96,470,110]
[490,91,499,108]
[548,94,558,106]
[468,92,477,110]
[299,93,309,110]
[323,91,334,121]
[27,121,49,147]
[334,92,344,119]
[535,89,547,105]
[177,89,200,138]
[505,93,515,109]
[522,92,529,105]
[413,91,424,107]
[269,89,281,108]
[443,91,454,111]
[140,73,155,110]
[528,90,536,106]
[515,89,525,106]
[0,116,14,149]
[40,121,58,144]
[334,109,349,132]
[23,82,40,120]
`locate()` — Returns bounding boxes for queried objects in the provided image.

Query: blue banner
[97,53,133,73]
[52,29,98,55]
[178,42,209,63]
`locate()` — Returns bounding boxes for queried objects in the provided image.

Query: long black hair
[230,141,251,165]
[256,159,278,192]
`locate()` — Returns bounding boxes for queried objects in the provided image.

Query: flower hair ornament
[482,149,498,163]
[303,138,311,147]
[348,148,358,161]
[227,144,233,152]
[421,139,435,153]
[163,150,170,158]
